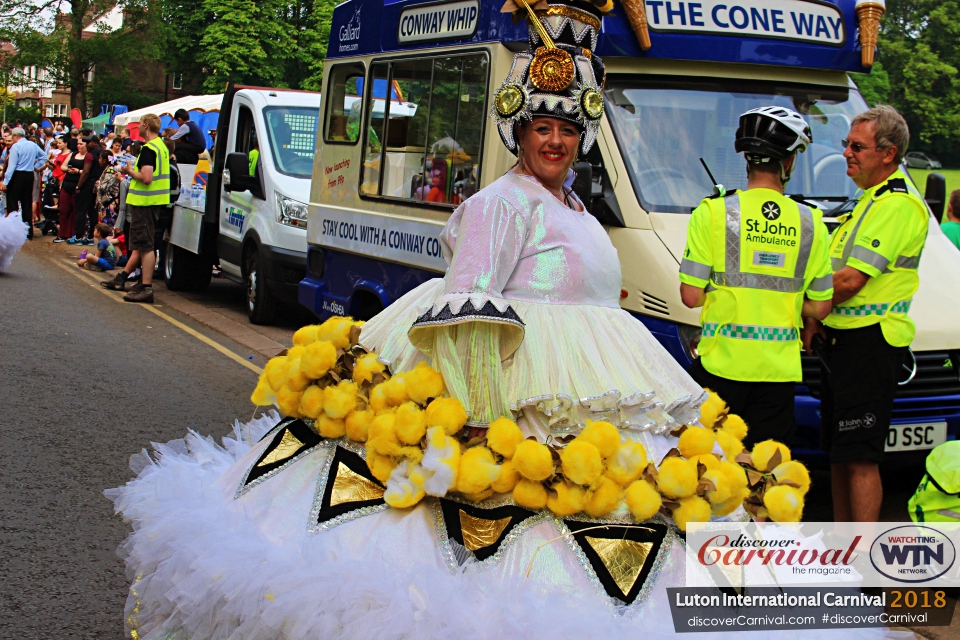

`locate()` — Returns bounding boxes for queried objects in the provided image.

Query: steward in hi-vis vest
[805,105,928,523]
[680,106,833,447]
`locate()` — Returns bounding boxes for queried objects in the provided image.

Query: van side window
[236,105,260,177]
[324,62,366,144]
[359,53,488,206]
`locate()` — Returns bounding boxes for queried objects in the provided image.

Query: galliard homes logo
[870,525,956,583]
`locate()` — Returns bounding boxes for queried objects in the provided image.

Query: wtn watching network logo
[869,525,956,583]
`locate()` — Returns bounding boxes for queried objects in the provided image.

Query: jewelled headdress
[494,0,611,155]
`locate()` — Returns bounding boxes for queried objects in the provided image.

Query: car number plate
[885,422,947,452]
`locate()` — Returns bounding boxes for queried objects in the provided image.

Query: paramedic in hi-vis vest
[679,107,834,449]
[803,106,927,522]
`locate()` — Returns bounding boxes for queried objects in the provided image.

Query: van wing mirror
[225,152,253,193]
[571,162,592,209]
[924,172,946,223]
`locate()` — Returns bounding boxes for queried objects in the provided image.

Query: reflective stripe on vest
[710,194,815,293]
[830,299,912,317]
[703,322,800,342]
[680,257,711,280]
[834,197,923,275]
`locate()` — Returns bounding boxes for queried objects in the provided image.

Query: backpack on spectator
[908,441,960,522]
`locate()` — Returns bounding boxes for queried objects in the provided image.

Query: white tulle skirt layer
[107,414,909,640]
[0,213,28,270]
[360,279,706,432]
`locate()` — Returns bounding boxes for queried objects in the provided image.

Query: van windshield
[264,106,319,178]
[604,76,869,213]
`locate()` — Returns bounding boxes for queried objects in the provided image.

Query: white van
[165,86,321,324]
[301,0,960,461]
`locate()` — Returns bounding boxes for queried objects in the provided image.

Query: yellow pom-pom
[292,325,319,346]
[700,469,731,504]
[584,476,622,518]
[250,376,276,406]
[688,453,721,472]
[513,479,548,509]
[395,402,427,445]
[763,485,805,522]
[678,427,716,458]
[714,428,745,461]
[625,480,662,521]
[345,409,374,442]
[316,414,345,438]
[578,420,621,458]
[383,374,409,406]
[560,440,603,486]
[383,460,426,508]
[353,353,386,385]
[316,316,355,349]
[369,384,390,413]
[460,489,494,503]
[323,381,358,419]
[425,397,468,436]
[721,414,748,442]
[300,341,338,379]
[368,412,401,457]
[656,456,698,499]
[772,460,811,495]
[367,448,397,483]
[673,495,712,531]
[547,482,587,517]
[751,440,791,472]
[456,446,502,494]
[399,445,423,464]
[404,361,446,405]
[284,357,312,392]
[299,385,325,419]
[421,426,460,496]
[718,460,748,490]
[513,440,554,482]
[606,441,648,486]
[698,390,727,429]
[276,384,303,418]
[490,459,521,493]
[712,487,750,517]
[265,356,288,392]
[486,417,525,458]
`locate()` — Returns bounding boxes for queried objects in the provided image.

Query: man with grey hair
[802,105,928,522]
[1,126,45,239]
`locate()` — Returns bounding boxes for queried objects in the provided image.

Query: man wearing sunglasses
[803,105,928,522]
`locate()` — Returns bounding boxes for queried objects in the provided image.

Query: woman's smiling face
[517,116,581,191]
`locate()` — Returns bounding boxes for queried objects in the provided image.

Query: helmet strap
[779,153,797,186]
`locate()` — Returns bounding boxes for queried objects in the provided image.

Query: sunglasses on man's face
[841,139,883,153]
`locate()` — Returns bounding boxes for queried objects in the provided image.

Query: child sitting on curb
[77,223,118,272]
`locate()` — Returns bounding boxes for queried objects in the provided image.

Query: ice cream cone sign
[620,0,652,50]
[856,0,885,67]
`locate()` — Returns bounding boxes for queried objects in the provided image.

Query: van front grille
[802,350,960,400]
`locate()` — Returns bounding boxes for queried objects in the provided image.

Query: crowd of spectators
[0,118,182,292]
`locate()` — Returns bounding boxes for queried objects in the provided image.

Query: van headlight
[678,324,702,363]
[276,193,308,228]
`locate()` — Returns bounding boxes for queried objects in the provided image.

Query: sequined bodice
[440,171,621,308]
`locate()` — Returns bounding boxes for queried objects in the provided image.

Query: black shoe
[100,270,129,290]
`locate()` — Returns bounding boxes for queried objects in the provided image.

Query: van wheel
[246,249,277,325]
[164,241,192,291]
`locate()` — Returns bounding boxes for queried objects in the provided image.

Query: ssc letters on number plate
[885,422,947,452]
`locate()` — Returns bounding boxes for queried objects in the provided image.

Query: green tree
[852,0,960,166]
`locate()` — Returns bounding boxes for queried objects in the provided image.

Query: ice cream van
[300,0,960,461]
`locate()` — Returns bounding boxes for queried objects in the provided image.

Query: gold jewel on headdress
[518,0,575,92]
[530,47,575,92]
[495,83,528,118]
[580,87,604,120]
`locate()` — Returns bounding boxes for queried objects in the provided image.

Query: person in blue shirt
[170,109,206,164]
[0,127,43,240]
[76,223,117,271]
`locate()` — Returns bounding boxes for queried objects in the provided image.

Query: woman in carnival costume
[109,2,833,638]
[0,210,29,271]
